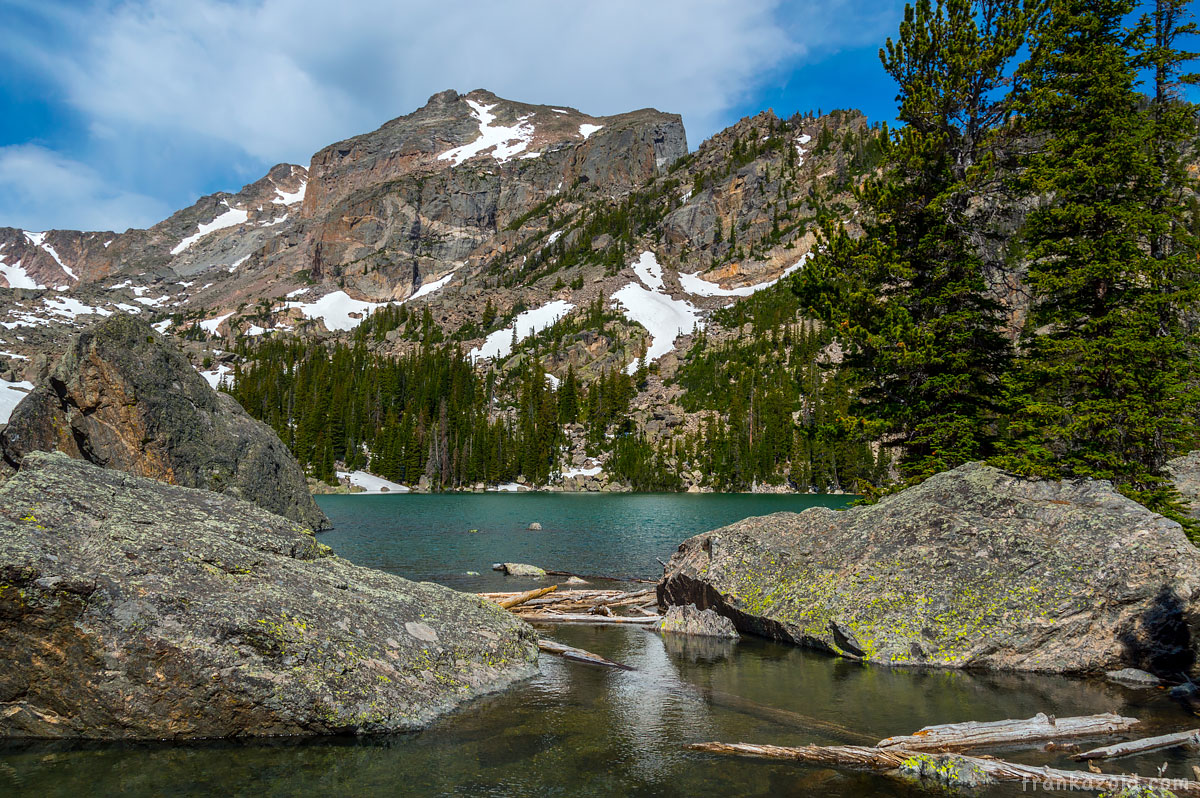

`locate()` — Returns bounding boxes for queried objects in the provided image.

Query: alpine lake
[1,492,1194,797]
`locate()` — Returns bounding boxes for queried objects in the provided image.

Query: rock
[527,522,543,531]
[659,462,1200,675]
[1106,668,1164,687]
[500,563,546,578]
[660,604,739,639]
[0,315,329,531]
[0,452,538,739]
[1169,451,1200,519]
[564,576,588,585]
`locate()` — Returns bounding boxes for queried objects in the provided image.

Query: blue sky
[0,0,1188,234]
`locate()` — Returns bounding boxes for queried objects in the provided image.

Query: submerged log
[876,712,1139,751]
[496,585,558,609]
[686,742,1200,795]
[537,640,635,670]
[1075,729,1200,761]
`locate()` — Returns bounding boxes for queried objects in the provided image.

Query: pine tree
[796,0,1026,483]
[998,0,1200,521]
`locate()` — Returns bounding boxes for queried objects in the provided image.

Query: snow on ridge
[337,470,409,494]
[406,273,454,302]
[681,253,810,298]
[273,180,307,205]
[578,123,604,140]
[611,282,703,375]
[171,203,250,256]
[227,254,251,273]
[23,232,76,281]
[438,100,535,166]
[470,299,575,362]
[632,250,664,290]
[284,290,389,331]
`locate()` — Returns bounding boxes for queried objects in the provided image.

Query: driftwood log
[516,612,660,626]
[876,712,1140,751]
[537,640,635,670]
[686,742,1200,795]
[1075,729,1200,761]
[496,585,558,609]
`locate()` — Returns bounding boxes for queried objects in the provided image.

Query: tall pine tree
[796,0,1027,483]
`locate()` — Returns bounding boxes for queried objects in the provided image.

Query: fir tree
[796,0,1026,483]
[998,0,1200,522]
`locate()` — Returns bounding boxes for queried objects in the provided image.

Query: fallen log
[517,612,660,626]
[686,742,1200,795]
[537,640,635,670]
[698,690,877,745]
[1075,728,1200,761]
[877,712,1139,751]
[496,584,558,609]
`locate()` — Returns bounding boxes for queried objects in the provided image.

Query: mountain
[0,90,894,493]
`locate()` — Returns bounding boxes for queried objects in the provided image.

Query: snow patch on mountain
[0,380,34,424]
[337,470,409,493]
[407,273,454,302]
[438,100,534,166]
[284,290,389,331]
[612,283,702,374]
[273,180,307,205]
[200,312,235,335]
[23,232,77,281]
[199,363,232,389]
[632,250,664,290]
[470,299,575,362]
[681,253,810,298]
[171,203,250,255]
[0,245,44,290]
[579,123,604,139]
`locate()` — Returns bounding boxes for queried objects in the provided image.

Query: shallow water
[2,493,1196,797]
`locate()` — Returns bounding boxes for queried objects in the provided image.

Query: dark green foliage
[997,0,1200,524]
[672,283,887,492]
[796,0,1026,484]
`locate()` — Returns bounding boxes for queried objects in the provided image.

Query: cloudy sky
[1,0,923,232]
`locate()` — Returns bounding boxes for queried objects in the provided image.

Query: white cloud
[0,145,168,232]
[2,0,904,231]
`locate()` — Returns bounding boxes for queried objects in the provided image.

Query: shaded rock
[0,452,538,740]
[660,604,739,639]
[659,462,1200,675]
[1106,668,1163,687]
[500,563,546,578]
[0,315,328,531]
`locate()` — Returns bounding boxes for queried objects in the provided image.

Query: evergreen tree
[998,0,1200,521]
[796,0,1026,483]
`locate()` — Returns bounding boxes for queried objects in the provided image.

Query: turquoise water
[1,493,1196,797]
[317,491,853,591]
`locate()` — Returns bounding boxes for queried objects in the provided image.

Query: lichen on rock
[659,462,1200,675]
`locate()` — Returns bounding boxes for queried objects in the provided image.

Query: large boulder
[1168,450,1200,519]
[0,452,538,739]
[659,462,1200,675]
[0,314,328,531]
